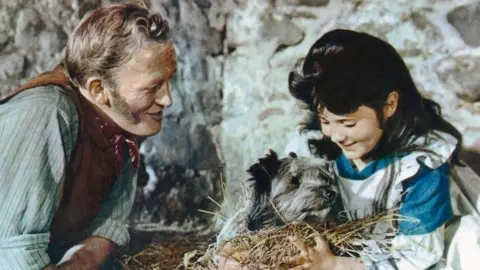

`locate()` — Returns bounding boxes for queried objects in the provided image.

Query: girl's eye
[320,121,329,125]
[344,122,357,128]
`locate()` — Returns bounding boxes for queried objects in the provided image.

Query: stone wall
[2,0,480,232]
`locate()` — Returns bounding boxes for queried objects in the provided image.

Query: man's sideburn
[110,90,139,123]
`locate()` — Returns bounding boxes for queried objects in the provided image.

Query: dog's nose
[314,187,336,200]
[325,189,336,200]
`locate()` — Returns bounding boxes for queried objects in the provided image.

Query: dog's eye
[291,175,301,188]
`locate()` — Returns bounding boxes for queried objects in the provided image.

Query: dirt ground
[113,230,217,270]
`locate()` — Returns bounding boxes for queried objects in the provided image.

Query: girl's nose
[330,132,347,143]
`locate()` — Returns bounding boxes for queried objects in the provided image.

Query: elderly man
[0,3,176,269]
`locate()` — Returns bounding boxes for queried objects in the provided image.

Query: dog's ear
[257,149,282,177]
[246,150,288,231]
[246,149,282,195]
[308,138,342,160]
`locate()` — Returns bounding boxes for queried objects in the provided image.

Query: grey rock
[258,107,285,121]
[447,3,480,47]
[0,53,25,81]
[262,17,305,50]
[0,34,8,50]
[38,30,66,53]
[129,164,222,228]
[0,8,11,50]
[0,52,26,96]
[276,0,329,6]
[142,119,221,171]
[436,54,480,103]
[76,0,102,19]
[411,11,442,42]
[14,8,44,51]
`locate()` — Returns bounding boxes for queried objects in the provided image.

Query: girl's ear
[384,91,398,119]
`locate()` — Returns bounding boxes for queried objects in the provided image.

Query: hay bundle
[182,211,409,269]
[115,233,215,270]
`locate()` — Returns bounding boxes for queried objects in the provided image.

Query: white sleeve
[361,226,445,270]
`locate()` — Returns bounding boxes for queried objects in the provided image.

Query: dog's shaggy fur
[217,150,344,243]
[246,150,343,230]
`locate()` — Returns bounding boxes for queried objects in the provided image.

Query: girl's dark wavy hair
[288,29,463,213]
[288,29,463,166]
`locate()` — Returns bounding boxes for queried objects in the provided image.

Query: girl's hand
[287,235,337,270]
[216,243,269,270]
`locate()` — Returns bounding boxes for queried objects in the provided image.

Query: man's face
[107,43,176,136]
[319,105,384,163]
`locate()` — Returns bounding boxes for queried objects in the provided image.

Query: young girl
[283,29,464,270]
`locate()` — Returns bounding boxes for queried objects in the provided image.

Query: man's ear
[86,78,109,105]
[384,91,398,119]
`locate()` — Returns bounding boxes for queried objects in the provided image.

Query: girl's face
[319,105,384,165]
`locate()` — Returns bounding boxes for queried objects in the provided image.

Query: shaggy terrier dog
[217,150,344,243]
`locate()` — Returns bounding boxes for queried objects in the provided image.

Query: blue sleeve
[398,163,453,235]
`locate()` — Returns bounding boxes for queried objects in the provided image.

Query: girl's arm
[362,162,451,269]
[380,227,445,269]
[289,163,451,270]
[288,226,445,270]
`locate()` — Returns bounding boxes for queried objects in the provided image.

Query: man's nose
[156,86,172,107]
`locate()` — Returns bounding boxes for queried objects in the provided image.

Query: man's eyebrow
[147,79,164,88]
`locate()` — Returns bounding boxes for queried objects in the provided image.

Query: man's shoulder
[3,84,78,117]
[0,84,80,138]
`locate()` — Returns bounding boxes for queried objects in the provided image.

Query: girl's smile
[342,142,357,149]
[319,105,385,170]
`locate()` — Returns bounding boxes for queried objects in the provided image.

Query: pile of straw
[117,177,411,269]
[182,211,409,270]
[115,232,215,270]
